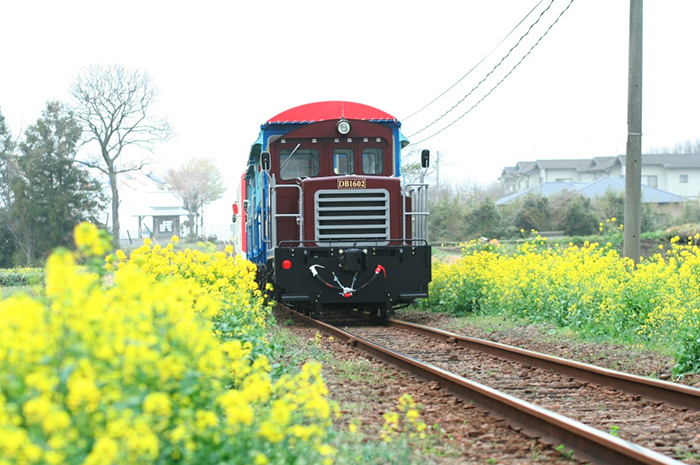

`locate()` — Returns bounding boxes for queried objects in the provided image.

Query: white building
[500,154,700,200]
[104,171,189,248]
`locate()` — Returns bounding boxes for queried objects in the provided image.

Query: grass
[335,358,386,384]
[0,285,38,299]
[270,322,461,464]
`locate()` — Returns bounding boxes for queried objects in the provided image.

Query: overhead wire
[407,0,576,144]
[407,0,556,138]
[409,0,575,147]
[401,0,544,122]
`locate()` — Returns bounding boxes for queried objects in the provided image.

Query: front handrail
[272,183,303,248]
[403,182,429,244]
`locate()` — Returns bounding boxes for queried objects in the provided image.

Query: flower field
[0,223,336,465]
[424,234,700,376]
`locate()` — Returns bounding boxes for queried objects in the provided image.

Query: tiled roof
[621,154,700,168]
[496,178,687,205]
[500,154,700,179]
[536,159,593,171]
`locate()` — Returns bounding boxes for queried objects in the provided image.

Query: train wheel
[312,301,323,319]
[255,264,268,293]
[378,301,392,319]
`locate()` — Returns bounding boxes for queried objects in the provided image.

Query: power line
[409,0,575,147]
[402,0,544,122]
[407,0,556,138]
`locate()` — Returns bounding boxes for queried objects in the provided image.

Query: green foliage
[513,193,551,233]
[0,108,17,267]
[641,202,664,233]
[424,180,694,244]
[7,101,105,265]
[421,249,495,316]
[465,197,501,238]
[428,236,700,375]
[555,444,575,460]
[0,268,44,287]
[0,219,17,268]
[429,195,469,243]
[673,337,700,377]
[594,189,625,225]
[331,432,416,464]
[681,198,700,224]
[550,191,599,236]
[662,223,700,243]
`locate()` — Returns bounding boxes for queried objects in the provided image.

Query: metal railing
[403,182,429,244]
[271,183,303,247]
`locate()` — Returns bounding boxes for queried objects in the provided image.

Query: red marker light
[282,259,292,270]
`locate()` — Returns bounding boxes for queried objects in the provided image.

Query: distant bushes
[662,223,700,244]
[0,267,44,286]
[429,185,698,243]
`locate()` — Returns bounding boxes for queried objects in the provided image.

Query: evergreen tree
[551,191,599,236]
[594,188,625,224]
[513,193,551,233]
[429,196,469,242]
[466,197,502,239]
[9,101,104,265]
[0,108,18,267]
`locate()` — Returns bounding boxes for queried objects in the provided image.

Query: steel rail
[279,307,680,465]
[386,319,700,411]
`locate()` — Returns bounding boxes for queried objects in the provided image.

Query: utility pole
[623,0,643,263]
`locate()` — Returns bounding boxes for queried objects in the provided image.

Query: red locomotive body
[238,101,430,317]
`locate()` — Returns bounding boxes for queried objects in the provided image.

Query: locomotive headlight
[337,119,351,135]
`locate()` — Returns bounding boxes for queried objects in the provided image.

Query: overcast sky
[2,1,699,238]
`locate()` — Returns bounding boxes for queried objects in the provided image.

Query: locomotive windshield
[279,148,319,180]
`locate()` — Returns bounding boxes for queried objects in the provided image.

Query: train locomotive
[233,101,431,318]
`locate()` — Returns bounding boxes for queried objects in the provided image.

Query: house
[500,154,700,200]
[496,178,688,206]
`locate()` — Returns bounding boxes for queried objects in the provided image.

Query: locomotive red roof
[266,101,397,125]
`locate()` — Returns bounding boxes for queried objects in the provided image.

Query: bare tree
[70,64,172,246]
[647,138,700,154]
[401,145,445,186]
[164,157,225,238]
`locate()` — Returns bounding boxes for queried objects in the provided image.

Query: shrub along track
[275,306,694,464]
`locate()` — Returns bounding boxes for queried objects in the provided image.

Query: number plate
[337,178,366,189]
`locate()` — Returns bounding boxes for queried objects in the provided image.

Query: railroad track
[384,318,700,411]
[278,306,696,464]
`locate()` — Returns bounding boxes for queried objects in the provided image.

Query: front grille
[315,189,389,245]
